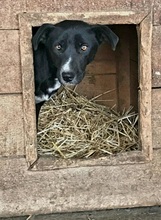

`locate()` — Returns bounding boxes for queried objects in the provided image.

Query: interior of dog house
[34,24,139,160]
[0,0,161,217]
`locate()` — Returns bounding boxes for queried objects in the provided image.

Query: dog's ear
[92,25,119,51]
[32,23,55,51]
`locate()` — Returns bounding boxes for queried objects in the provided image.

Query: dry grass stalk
[37,87,139,159]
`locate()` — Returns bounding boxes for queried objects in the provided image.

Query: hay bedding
[37,87,139,159]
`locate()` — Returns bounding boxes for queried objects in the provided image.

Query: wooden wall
[1,0,161,217]
[76,25,138,112]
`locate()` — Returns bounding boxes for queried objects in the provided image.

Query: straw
[37,87,139,159]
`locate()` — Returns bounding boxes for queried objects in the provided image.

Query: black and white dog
[32,20,119,125]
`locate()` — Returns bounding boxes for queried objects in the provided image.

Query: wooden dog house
[0,0,161,217]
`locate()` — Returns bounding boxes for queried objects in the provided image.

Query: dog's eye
[81,45,88,51]
[55,44,62,50]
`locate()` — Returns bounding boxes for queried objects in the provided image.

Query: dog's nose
[62,72,74,83]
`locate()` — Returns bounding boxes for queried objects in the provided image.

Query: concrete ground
[1,206,161,220]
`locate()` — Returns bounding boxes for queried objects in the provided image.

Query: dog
[32,20,119,125]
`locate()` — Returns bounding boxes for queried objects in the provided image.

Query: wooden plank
[19,19,38,167]
[34,151,146,170]
[152,89,161,149]
[0,0,26,29]
[129,25,138,112]
[26,0,131,14]
[94,42,116,61]
[152,26,161,88]
[26,0,152,14]
[139,12,152,159]
[153,0,161,25]
[152,129,161,149]
[0,31,21,94]
[87,60,116,75]
[0,94,24,156]
[115,26,131,111]
[18,11,151,168]
[19,11,150,27]
[0,149,161,216]
[75,74,117,108]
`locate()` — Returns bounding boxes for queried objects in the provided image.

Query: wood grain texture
[0,94,24,156]
[139,12,152,159]
[0,31,22,94]
[19,11,150,168]
[0,0,26,29]
[153,0,161,25]
[0,149,161,217]
[26,0,152,13]
[152,26,161,88]
[152,89,161,149]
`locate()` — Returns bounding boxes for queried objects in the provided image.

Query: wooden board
[0,31,22,94]
[26,0,151,14]
[0,0,26,29]
[152,26,161,87]
[152,89,161,149]
[0,149,161,217]
[19,11,152,168]
[0,94,24,156]
[76,74,117,108]
[153,0,161,25]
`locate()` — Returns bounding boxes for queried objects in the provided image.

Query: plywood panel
[152,89,161,149]
[129,26,138,112]
[153,0,161,25]
[76,74,117,108]
[93,42,116,61]
[115,26,131,112]
[0,94,24,156]
[0,31,22,93]
[87,60,116,75]
[0,149,161,216]
[26,0,152,13]
[0,0,26,29]
[139,13,152,159]
[152,26,161,87]
[26,0,131,13]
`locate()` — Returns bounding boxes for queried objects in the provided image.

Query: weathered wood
[33,151,146,171]
[152,89,161,149]
[76,74,117,108]
[139,12,152,159]
[86,60,116,75]
[0,149,161,217]
[0,0,26,29]
[116,26,131,111]
[19,11,151,168]
[0,31,22,94]
[129,25,138,112]
[0,95,24,156]
[0,0,153,29]
[19,18,38,167]
[76,42,117,108]
[152,26,161,87]
[26,0,151,13]
[94,42,116,61]
[19,11,150,27]
[153,0,161,25]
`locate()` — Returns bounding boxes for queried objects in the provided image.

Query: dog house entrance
[19,12,152,169]
[36,24,139,159]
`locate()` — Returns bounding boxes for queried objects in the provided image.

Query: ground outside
[1,206,161,220]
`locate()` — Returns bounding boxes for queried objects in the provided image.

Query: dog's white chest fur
[35,79,61,104]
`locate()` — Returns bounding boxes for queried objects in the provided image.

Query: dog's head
[32,20,119,85]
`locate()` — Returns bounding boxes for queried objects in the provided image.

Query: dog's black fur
[32,20,119,125]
